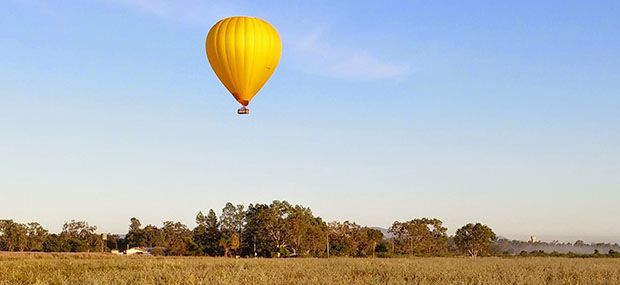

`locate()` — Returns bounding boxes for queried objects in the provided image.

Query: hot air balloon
[205,16,282,114]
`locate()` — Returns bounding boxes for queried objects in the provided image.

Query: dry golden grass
[1,253,619,284]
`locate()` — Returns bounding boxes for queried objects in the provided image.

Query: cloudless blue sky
[1,0,619,242]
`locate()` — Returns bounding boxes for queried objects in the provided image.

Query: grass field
[1,253,619,284]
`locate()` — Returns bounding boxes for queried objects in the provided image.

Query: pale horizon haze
[1,0,619,243]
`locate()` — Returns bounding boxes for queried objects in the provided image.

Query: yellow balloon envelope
[205,16,282,114]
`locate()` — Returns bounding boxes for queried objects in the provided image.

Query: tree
[161,221,191,255]
[126,217,145,248]
[143,224,164,248]
[59,220,99,252]
[303,217,328,256]
[350,226,383,257]
[219,233,240,257]
[186,236,203,256]
[242,201,322,257]
[285,208,328,257]
[43,234,71,252]
[204,209,222,256]
[0,220,28,251]
[285,205,314,256]
[454,223,497,257]
[220,203,245,235]
[264,200,291,256]
[26,222,48,252]
[203,209,221,256]
[366,228,384,257]
[192,211,208,255]
[326,221,381,257]
[192,210,223,256]
[105,234,121,251]
[327,221,358,256]
[242,203,273,257]
[196,211,207,226]
[220,202,245,256]
[389,218,448,256]
[375,239,394,254]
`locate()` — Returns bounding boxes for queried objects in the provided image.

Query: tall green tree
[192,210,223,256]
[60,220,98,252]
[285,206,327,256]
[220,203,245,236]
[161,221,192,255]
[285,205,313,256]
[389,218,448,256]
[220,203,245,256]
[196,211,207,225]
[0,220,28,251]
[264,200,291,256]
[143,224,164,248]
[243,201,327,257]
[125,217,145,248]
[26,222,48,252]
[192,211,208,255]
[328,221,358,256]
[242,203,273,257]
[204,209,221,256]
[303,217,328,256]
[454,223,497,257]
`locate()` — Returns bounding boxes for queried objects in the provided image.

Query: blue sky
[1,0,619,242]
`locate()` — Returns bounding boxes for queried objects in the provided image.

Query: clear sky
[1,0,619,242]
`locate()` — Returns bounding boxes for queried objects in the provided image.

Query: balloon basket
[237,107,250,115]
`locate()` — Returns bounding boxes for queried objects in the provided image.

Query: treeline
[496,238,620,256]
[0,220,101,253]
[0,201,616,258]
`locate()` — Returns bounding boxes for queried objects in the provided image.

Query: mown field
[1,253,619,285]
